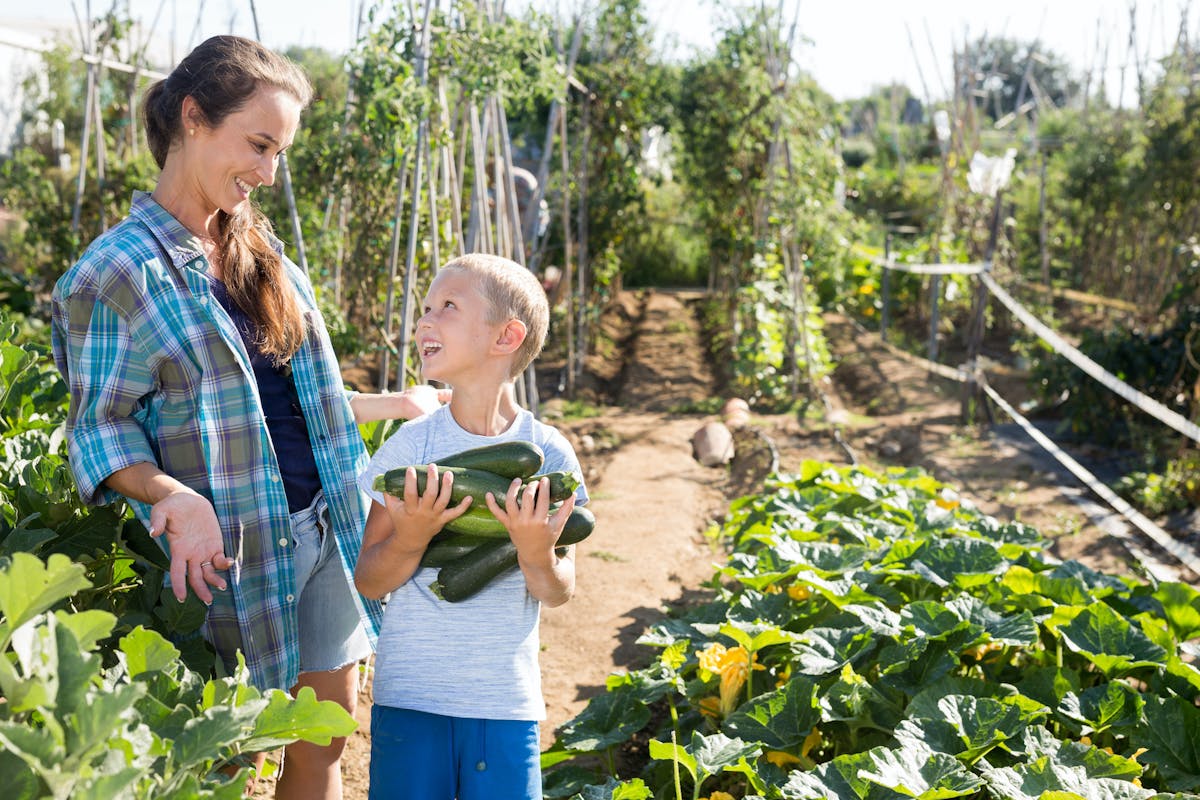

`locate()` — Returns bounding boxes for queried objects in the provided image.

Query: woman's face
[182,86,302,217]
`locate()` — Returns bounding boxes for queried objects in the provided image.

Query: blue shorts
[368,706,541,800]
[290,493,372,673]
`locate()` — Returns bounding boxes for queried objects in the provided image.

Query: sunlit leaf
[1057,603,1168,676]
[857,746,986,799]
[1059,681,1145,734]
[0,552,90,634]
[723,677,821,749]
[242,686,357,752]
[558,686,651,753]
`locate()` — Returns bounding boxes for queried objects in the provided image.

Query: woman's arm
[349,385,451,424]
[104,463,232,604]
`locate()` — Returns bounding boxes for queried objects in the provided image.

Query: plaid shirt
[52,192,382,691]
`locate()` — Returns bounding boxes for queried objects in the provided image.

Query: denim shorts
[290,492,373,673]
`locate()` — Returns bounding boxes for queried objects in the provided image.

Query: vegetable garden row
[541,463,1200,800]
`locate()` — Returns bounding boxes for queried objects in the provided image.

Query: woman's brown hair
[142,35,313,366]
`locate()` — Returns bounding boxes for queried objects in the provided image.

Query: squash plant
[545,461,1200,800]
[0,552,356,798]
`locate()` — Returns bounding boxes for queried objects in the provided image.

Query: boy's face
[416,270,506,384]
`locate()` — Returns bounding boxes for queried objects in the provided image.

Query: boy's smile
[416,270,503,384]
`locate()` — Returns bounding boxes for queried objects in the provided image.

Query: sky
[2,0,1198,106]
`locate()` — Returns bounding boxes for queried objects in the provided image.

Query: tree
[961,36,1081,122]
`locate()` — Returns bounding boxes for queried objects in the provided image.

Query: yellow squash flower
[766,750,803,768]
[696,642,765,715]
[787,583,811,601]
[700,793,736,800]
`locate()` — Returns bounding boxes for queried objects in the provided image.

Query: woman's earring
[189,128,195,136]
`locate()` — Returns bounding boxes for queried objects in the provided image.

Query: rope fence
[874,257,1200,576]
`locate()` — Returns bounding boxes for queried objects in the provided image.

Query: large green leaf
[894,695,1033,762]
[857,746,986,799]
[0,719,65,778]
[1127,695,1200,791]
[0,749,38,800]
[63,683,142,766]
[42,506,125,561]
[120,625,182,679]
[566,777,653,800]
[900,601,972,641]
[783,746,975,800]
[1059,681,1145,734]
[243,686,357,751]
[820,664,905,735]
[0,552,90,635]
[981,758,1153,800]
[878,639,959,695]
[690,731,762,781]
[1056,603,1168,676]
[944,595,1038,646]
[171,701,265,770]
[154,587,209,635]
[723,676,821,749]
[717,619,803,652]
[843,603,904,637]
[907,676,1047,720]
[557,686,651,752]
[1154,582,1200,643]
[911,537,1006,588]
[56,609,116,654]
[51,615,105,718]
[1004,564,1097,606]
[791,625,877,675]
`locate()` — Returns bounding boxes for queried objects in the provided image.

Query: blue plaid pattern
[52,191,382,690]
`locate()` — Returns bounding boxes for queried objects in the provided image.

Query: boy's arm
[354,465,472,599]
[485,478,577,608]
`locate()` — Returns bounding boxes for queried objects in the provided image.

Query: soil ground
[271,287,1185,797]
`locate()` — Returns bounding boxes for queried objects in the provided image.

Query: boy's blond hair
[439,253,549,378]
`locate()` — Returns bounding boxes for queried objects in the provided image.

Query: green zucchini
[556,505,596,546]
[419,538,485,568]
[430,540,519,602]
[375,466,579,511]
[374,465,512,506]
[436,441,545,479]
[429,506,594,601]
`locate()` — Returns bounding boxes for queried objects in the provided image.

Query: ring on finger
[200,560,213,568]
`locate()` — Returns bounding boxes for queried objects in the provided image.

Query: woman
[51,35,436,798]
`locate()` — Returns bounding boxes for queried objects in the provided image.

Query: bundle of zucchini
[373,441,593,602]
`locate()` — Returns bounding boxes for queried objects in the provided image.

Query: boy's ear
[493,319,528,356]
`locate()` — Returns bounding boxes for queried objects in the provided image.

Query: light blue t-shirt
[357,404,588,721]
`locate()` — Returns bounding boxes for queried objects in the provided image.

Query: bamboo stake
[574,93,591,380]
[379,151,411,392]
[92,64,108,232]
[395,0,437,391]
[558,95,576,398]
[70,6,95,237]
[497,95,526,264]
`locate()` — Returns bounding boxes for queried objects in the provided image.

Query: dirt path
[539,290,729,746]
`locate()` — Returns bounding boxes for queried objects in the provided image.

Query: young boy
[355,253,588,800]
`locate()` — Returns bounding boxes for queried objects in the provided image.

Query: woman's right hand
[149,489,232,605]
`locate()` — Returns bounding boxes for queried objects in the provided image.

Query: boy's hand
[485,477,577,568]
[385,464,473,551]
